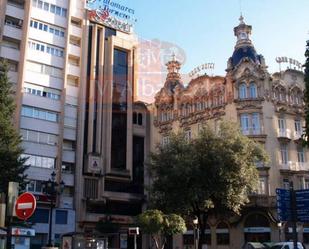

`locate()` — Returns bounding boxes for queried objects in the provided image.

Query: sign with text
[276,188,292,221]
[296,190,309,222]
[276,188,309,222]
[85,0,136,33]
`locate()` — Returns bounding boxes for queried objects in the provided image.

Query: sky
[104,0,309,101]
[127,0,309,73]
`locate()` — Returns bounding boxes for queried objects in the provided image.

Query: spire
[239,14,245,25]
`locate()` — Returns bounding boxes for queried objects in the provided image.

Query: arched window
[239,83,247,99]
[249,82,257,98]
[216,222,230,245]
[138,113,143,125]
[244,214,270,242]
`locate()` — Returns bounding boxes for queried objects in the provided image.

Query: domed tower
[227,15,265,70]
[164,53,184,93]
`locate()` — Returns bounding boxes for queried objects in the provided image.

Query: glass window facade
[111,49,128,170]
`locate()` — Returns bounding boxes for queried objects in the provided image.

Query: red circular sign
[15,192,37,220]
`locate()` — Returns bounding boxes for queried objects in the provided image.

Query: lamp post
[193,217,199,249]
[42,171,65,247]
[277,222,282,242]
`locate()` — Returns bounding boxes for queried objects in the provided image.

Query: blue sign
[276,189,292,221]
[296,190,309,222]
[276,189,309,222]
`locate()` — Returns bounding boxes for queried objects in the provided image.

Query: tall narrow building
[0,0,147,248]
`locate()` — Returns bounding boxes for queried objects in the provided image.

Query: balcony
[279,161,309,171]
[68,44,81,57]
[6,3,24,20]
[248,195,276,208]
[70,25,82,37]
[3,24,22,40]
[293,131,303,141]
[0,46,20,61]
[277,129,292,140]
[295,162,309,171]
[67,64,81,77]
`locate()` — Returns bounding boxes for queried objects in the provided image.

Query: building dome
[230,46,261,67]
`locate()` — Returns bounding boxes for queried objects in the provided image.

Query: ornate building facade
[151,16,308,249]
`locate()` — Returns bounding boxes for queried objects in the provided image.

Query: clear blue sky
[124,0,309,76]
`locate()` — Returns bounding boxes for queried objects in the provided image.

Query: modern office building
[0,0,147,248]
[151,16,308,249]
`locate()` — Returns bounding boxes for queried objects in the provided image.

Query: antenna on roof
[239,0,243,19]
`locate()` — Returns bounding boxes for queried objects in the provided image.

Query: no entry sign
[15,192,37,220]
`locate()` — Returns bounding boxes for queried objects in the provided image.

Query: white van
[270,242,305,249]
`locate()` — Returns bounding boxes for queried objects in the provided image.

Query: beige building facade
[0,0,148,248]
[151,16,308,249]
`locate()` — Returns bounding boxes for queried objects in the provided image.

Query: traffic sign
[15,192,37,220]
[296,190,309,222]
[276,189,292,221]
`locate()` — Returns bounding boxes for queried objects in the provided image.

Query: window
[133,112,137,124]
[249,82,257,98]
[67,76,79,87]
[62,162,75,173]
[28,40,64,57]
[280,144,288,164]
[111,49,128,170]
[24,83,61,100]
[252,113,260,134]
[239,83,247,99]
[283,179,290,190]
[138,113,143,125]
[20,129,58,145]
[21,154,55,169]
[184,129,192,142]
[278,117,286,130]
[258,177,267,195]
[216,222,229,245]
[55,210,68,224]
[26,61,62,78]
[240,114,249,134]
[27,180,44,193]
[305,179,309,189]
[30,19,65,38]
[63,140,75,151]
[32,0,67,17]
[21,106,58,122]
[71,17,82,27]
[295,120,302,135]
[297,148,305,163]
[162,136,170,147]
[30,208,49,223]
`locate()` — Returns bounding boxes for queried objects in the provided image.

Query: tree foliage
[0,59,27,193]
[304,40,309,145]
[137,209,186,249]
[148,122,268,248]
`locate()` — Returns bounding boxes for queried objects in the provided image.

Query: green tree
[0,59,27,194]
[148,122,268,249]
[137,209,186,249]
[304,40,309,145]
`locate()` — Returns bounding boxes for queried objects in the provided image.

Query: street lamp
[277,222,282,242]
[42,171,65,247]
[193,217,199,249]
